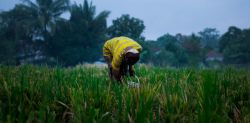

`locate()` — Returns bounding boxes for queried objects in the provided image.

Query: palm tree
[48,0,110,65]
[69,0,110,61]
[70,0,110,33]
[21,0,69,44]
[20,0,69,63]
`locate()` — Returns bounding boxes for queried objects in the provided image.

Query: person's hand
[104,56,113,78]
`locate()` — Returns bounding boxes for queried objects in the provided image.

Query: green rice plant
[0,65,250,122]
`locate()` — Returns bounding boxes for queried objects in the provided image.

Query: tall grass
[0,65,250,122]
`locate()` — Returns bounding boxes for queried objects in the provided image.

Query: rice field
[0,65,250,123]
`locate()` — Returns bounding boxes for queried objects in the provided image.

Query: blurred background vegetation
[0,0,250,68]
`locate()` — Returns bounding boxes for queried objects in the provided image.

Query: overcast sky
[1,0,250,40]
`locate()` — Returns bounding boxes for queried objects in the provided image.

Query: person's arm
[112,68,121,82]
[104,56,112,78]
[111,53,123,82]
[129,65,135,77]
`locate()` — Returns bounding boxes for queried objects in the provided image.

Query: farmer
[103,36,142,82]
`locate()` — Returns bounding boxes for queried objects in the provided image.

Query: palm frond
[95,11,110,21]
[51,0,69,13]
[21,0,38,10]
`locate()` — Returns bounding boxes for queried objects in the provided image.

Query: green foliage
[0,0,110,66]
[140,34,188,67]
[50,0,110,66]
[108,14,145,41]
[160,34,188,67]
[0,4,37,65]
[141,34,204,67]
[199,28,220,49]
[153,50,176,66]
[0,38,16,65]
[0,65,250,122]
[182,34,203,66]
[219,26,250,64]
[21,0,70,35]
[21,0,70,58]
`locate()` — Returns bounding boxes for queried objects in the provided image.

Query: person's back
[103,36,142,82]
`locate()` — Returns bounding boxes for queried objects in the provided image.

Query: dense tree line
[220,27,250,64]
[141,26,250,68]
[0,0,249,67]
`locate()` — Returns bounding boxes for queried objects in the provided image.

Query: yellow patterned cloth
[103,36,142,70]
